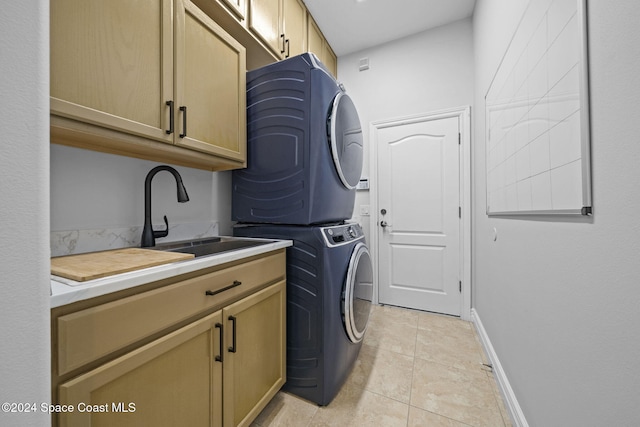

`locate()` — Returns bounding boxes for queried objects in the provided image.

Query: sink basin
[150,236,272,258]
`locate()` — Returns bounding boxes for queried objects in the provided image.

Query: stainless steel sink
[150,236,272,258]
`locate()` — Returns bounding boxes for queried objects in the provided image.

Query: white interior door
[377,115,461,316]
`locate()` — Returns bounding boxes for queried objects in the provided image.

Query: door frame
[369,106,472,320]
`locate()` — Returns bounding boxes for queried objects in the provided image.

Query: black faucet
[141,165,190,248]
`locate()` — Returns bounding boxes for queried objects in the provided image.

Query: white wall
[337,18,474,239]
[473,0,640,425]
[0,1,51,426]
[50,145,233,241]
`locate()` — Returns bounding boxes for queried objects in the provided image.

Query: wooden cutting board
[51,248,195,282]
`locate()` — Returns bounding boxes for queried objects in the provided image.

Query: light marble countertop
[50,238,292,308]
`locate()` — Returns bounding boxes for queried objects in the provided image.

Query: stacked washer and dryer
[232,53,373,406]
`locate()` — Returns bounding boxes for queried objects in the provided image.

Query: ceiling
[303,0,477,57]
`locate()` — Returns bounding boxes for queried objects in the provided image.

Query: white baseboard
[471,309,529,427]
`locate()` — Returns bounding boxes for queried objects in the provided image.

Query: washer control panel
[321,224,364,247]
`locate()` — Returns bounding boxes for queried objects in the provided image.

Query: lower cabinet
[59,311,223,427]
[56,280,286,427]
[223,281,286,426]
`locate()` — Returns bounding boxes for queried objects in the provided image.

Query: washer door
[328,92,364,189]
[343,243,373,343]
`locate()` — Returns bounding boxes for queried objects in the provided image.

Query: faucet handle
[153,215,169,239]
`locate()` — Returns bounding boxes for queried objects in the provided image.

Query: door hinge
[459,281,462,293]
[458,133,461,145]
[459,206,461,218]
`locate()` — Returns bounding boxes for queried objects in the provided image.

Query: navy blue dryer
[232,53,363,225]
[234,223,373,405]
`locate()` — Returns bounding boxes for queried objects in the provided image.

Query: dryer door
[343,243,373,343]
[328,92,364,189]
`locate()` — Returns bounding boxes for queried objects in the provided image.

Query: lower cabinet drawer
[57,251,285,375]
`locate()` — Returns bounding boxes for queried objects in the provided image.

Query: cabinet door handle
[179,105,187,138]
[215,323,223,362]
[166,100,174,134]
[280,33,286,54]
[205,280,242,297]
[228,315,237,353]
[285,38,290,58]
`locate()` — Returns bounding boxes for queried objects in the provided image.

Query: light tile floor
[253,304,513,427]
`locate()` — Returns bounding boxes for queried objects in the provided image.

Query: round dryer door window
[344,243,373,343]
[328,92,364,189]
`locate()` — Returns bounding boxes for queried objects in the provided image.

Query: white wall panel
[473,0,640,425]
[0,1,51,424]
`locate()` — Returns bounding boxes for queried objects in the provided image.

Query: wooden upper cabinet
[50,0,247,170]
[248,0,282,57]
[282,0,307,58]
[49,0,335,168]
[323,43,338,77]
[50,0,174,143]
[175,1,247,161]
[249,0,306,60]
[307,14,337,77]
[307,15,324,59]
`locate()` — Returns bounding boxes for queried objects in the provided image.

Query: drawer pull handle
[228,315,237,353]
[215,323,223,362]
[179,105,187,138]
[166,100,174,134]
[205,280,242,297]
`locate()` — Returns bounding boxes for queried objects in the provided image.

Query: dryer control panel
[321,224,364,247]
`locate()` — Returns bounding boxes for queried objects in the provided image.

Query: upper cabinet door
[282,0,306,58]
[307,15,324,60]
[306,15,337,77]
[323,43,338,77]
[50,0,174,143]
[248,0,283,57]
[174,0,247,162]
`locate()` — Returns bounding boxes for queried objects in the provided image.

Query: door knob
[380,220,389,228]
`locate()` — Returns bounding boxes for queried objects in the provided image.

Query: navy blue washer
[232,53,363,225]
[234,223,373,406]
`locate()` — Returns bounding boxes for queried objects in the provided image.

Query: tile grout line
[406,317,419,427]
